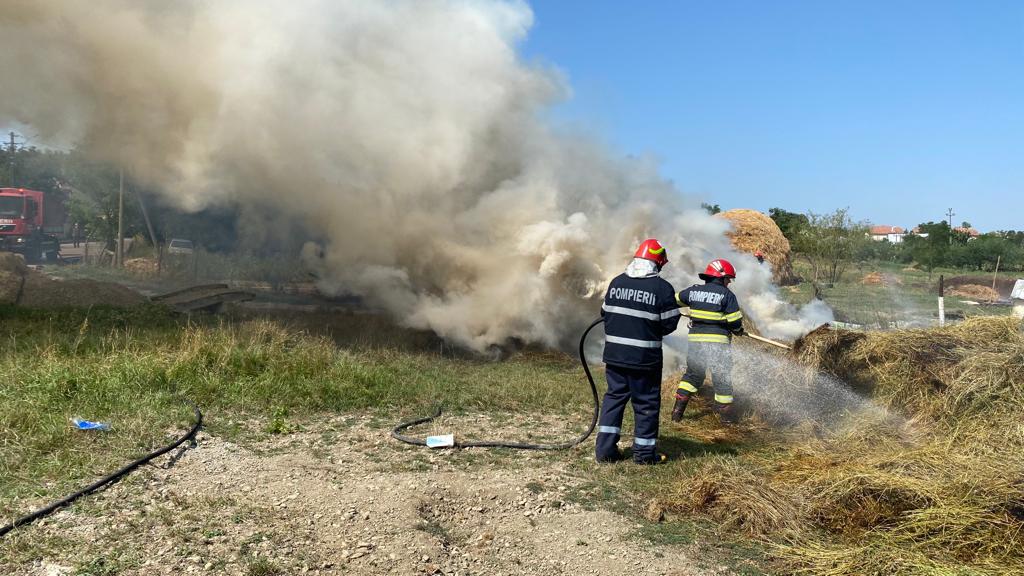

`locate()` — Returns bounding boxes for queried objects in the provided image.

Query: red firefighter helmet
[633,238,668,268]
[754,251,764,258]
[698,258,736,281]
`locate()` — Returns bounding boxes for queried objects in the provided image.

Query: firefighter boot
[671,393,691,422]
[715,402,738,424]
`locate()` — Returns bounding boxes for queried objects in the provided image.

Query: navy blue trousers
[595,364,661,463]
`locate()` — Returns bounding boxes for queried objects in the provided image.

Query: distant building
[869,225,906,243]
[905,226,981,240]
[954,226,981,240]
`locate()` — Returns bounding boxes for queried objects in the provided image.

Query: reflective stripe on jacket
[676,279,742,343]
[601,273,680,369]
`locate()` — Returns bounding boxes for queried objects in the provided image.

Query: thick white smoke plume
[0,0,831,350]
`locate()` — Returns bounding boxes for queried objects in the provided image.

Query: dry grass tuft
[665,457,804,537]
[668,317,1024,575]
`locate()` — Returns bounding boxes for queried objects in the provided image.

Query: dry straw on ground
[717,209,798,285]
[948,284,1000,302]
[124,257,160,277]
[664,317,1024,575]
[861,272,902,286]
[861,271,884,285]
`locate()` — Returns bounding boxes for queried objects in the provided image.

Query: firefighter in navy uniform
[671,259,744,424]
[596,239,681,464]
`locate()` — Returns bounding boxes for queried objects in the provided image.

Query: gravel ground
[3,416,720,576]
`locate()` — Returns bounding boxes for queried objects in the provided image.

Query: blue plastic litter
[71,418,112,431]
[425,434,454,448]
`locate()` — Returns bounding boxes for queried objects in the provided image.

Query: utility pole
[116,168,125,267]
[135,188,158,251]
[945,208,955,245]
[7,131,18,187]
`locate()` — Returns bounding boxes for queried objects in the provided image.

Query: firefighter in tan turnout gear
[671,258,744,424]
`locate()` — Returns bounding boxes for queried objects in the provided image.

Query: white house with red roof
[869,225,906,243]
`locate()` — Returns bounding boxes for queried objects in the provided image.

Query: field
[2,261,1023,575]
[784,259,1014,326]
[0,305,768,575]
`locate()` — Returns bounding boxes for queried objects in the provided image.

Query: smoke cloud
[0,0,831,350]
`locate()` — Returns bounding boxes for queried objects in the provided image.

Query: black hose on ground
[392,317,604,450]
[0,399,203,538]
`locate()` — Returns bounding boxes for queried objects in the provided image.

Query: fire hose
[0,399,203,538]
[392,317,604,450]
[391,313,790,450]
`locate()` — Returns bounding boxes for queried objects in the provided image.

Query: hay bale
[0,252,27,304]
[948,284,999,302]
[792,324,869,382]
[666,318,1024,575]
[124,257,159,277]
[716,209,797,285]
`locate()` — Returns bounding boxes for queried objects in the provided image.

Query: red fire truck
[0,187,65,262]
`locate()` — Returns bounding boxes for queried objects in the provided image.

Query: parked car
[167,238,194,255]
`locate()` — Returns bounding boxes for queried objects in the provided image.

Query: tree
[791,208,868,285]
[62,154,146,250]
[854,236,903,263]
[768,207,809,243]
[701,202,721,215]
[993,230,1024,246]
[904,221,951,278]
[952,234,1022,272]
[0,146,67,193]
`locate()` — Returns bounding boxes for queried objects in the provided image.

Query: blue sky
[522,1,1023,232]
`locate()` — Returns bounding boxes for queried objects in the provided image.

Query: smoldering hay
[0,0,832,350]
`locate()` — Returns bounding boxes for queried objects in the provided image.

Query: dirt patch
[0,252,28,304]
[0,254,146,308]
[18,273,147,308]
[3,416,715,576]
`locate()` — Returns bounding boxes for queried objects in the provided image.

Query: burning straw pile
[717,209,798,285]
[664,317,1024,575]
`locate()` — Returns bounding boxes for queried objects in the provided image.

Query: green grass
[0,303,779,573]
[784,259,1011,325]
[50,249,310,289]
[0,305,590,515]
